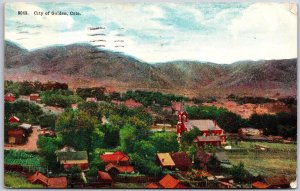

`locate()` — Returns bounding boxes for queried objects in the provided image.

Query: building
[193,136,222,147]
[238,128,263,136]
[5,93,16,102]
[252,181,269,189]
[28,171,67,188]
[97,171,113,186]
[100,151,130,166]
[171,152,192,171]
[146,174,186,188]
[105,163,134,178]
[9,116,20,123]
[7,129,25,144]
[156,153,175,169]
[56,147,88,171]
[86,97,97,102]
[18,123,33,135]
[30,94,40,101]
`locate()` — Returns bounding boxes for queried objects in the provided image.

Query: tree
[181,127,202,145]
[133,140,156,160]
[37,136,62,172]
[130,153,162,176]
[120,124,136,153]
[91,126,105,149]
[99,124,120,148]
[230,162,249,183]
[149,132,179,153]
[38,113,57,129]
[56,110,98,152]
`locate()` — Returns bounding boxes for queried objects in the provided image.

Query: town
[4,80,297,189]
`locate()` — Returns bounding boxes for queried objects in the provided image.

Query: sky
[5,2,297,64]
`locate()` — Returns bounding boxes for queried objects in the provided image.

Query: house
[18,123,33,135]
[146,182,159,188]
[171,152,192,171]
[56,147,88,171]
[9,116,20,123]
[105,163,134,178]
[264,176,290,188]
[193,136,222,147]
[238,128,263,136]
[7,129,25,144]
[5,93,16,102]
[124,99,143,109]
[185,120,224,137]
[156,153,175,169]
[28,171,67,188]
[30,93,40,101]
[100,151,130,166]
[86,97,97,102]
[97,171,113,186]
[159,174,186,188]
[252,181,269,189]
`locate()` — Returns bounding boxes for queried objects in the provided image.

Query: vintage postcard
[4,2,297,189]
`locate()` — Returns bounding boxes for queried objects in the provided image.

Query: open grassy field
[4,172,43,188]
[225,141,297,182]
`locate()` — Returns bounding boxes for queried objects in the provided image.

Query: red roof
[47,177,67,188]
[105,163,134,173]
[8,129,24,137]
[124,99,143,108]
[98,171,113,182]
[159,174,180,188]
[171,152,192,169]
[9,116,20,123]
[146,183,159,188]
[28,171,48,186]
[252,181,269,189]
[5,93,16,102]
[100,151,129,164]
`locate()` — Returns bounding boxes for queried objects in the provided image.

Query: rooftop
[157,153,175,167]
[186,120,222,131]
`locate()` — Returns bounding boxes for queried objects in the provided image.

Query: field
[225,141,297,181]
[4,172,43,188]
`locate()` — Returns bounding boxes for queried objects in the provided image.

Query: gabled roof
[100,151,129,163]
[19,123,32,130]
[98,171,113,181]
[159,174,180,188]
[9,116,20,122]
[171,152,192,168]
[186,120,222,131]
[157,153,175,167]
[105,163,134,173]
[28,171,48,186]
[57,150,88,161]
[264,176,289,186]
[47,177,67,188]
[194,136,221,142]
[252,181,269,189]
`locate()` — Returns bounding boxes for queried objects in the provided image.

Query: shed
[56,150,88,171]
[47,177,67,188]
[8,129,25,144]
[9,116,20,123]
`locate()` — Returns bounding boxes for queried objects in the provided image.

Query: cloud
[4,2,297,64]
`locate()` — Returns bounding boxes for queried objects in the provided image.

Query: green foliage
[56,110,98,152]
[123,90,187,107]
[227,94,275,104]
[88,152,105,176]
[37,136,62,171]
[5,100,43,124]
[133,140,156,160]
[5,81,21,98]
[4,150,42,169]
[99,124,120,148]
[181,127,203,145]
[120,125,136,153]
[149,132,179,153]
[130,153,162,176]
[5,172,44,188]
[40,90,82,108]
[91,126,105,149]
[230,162,250,183]
[38,113,57,129]
[76,87,107,101]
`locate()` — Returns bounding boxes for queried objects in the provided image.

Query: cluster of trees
[5,80,68,97]
[40,90,82,108]
[187,105,297,138]
[123,90,187,107]
[76,87,107,101]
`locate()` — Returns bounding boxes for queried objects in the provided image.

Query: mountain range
[5,40,297,98]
